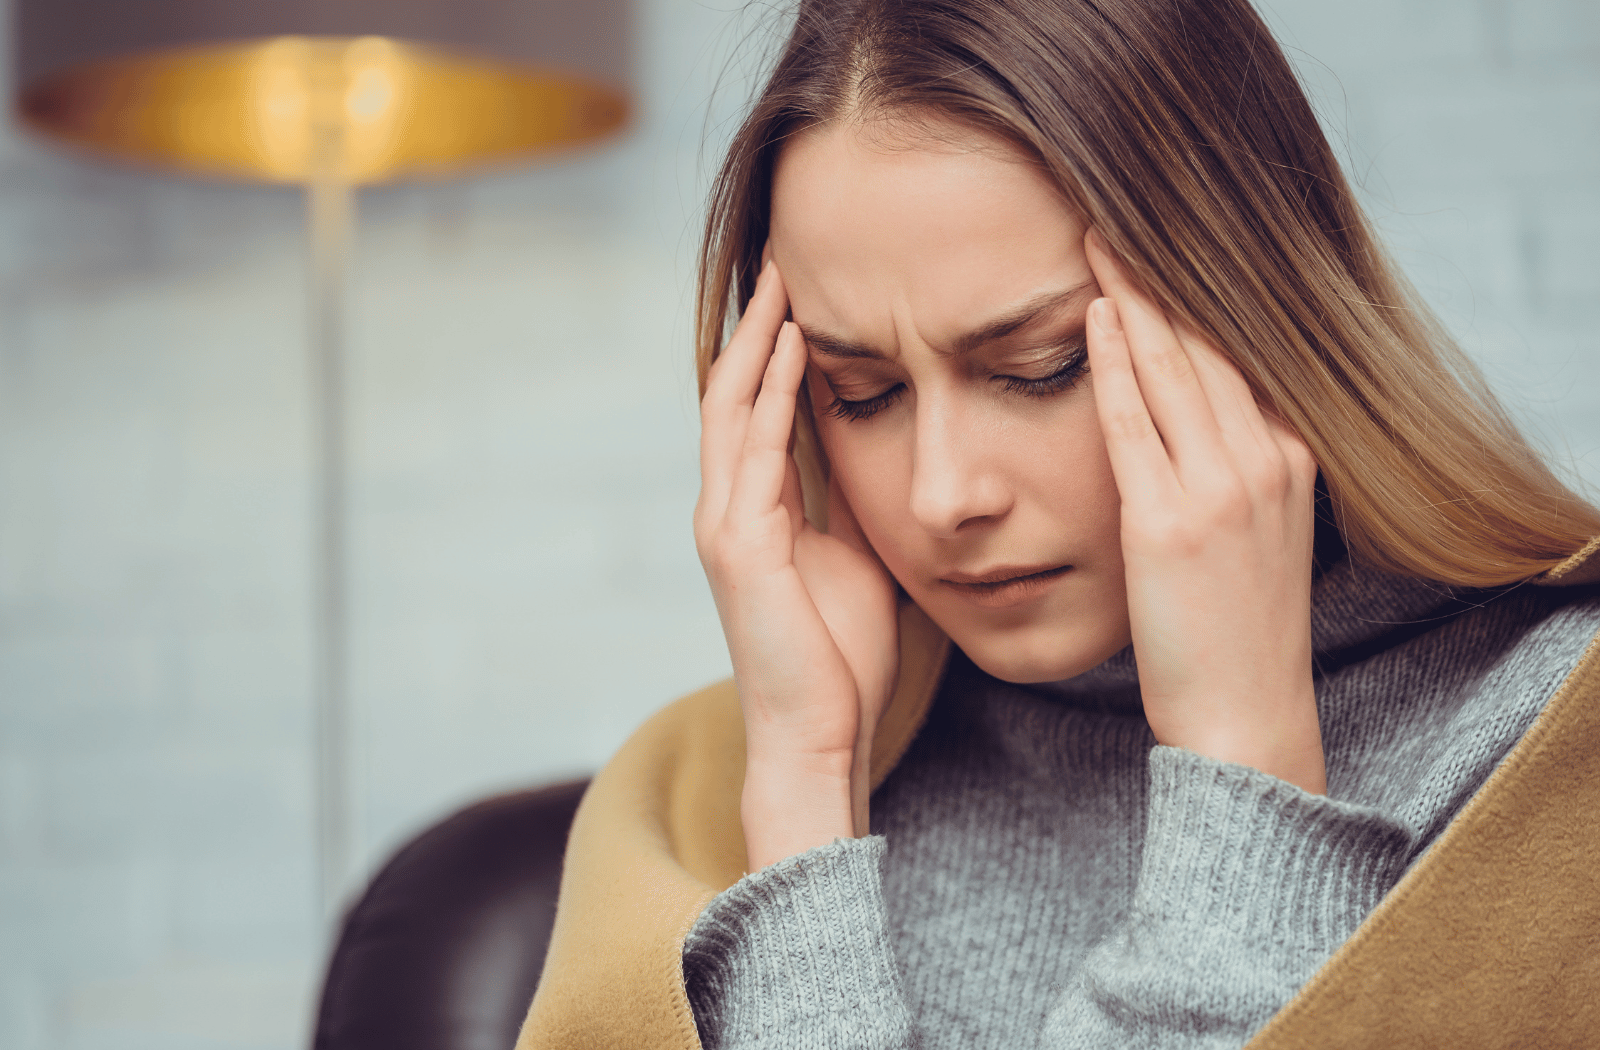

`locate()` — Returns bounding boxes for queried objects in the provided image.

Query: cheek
[805,373,915,548]
[818,429,911,539]
[1029,399,1121,535]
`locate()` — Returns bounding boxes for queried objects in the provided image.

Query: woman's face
[770,116,1133,684]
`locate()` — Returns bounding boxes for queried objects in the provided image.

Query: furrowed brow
[950,283,1096,355]
[796,327,882,360]
[798,281,1096,362]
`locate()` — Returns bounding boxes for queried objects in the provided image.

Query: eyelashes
[999,344,1090,398]
[824,384,903,422]
[823,343,1090,423]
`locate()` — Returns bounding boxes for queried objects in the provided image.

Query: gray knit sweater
[680,558,1600,1049]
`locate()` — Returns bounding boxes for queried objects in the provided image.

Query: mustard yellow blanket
[519,537,1600,1049]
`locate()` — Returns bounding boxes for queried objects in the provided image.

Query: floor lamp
[13,0,633,917]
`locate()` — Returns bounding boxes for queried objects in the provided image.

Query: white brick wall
[1,1,1596,1048]
[1265,0,1600,481]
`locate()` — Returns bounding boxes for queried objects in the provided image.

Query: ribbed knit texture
[681,559,1600,1049]
[685,838,916,1049]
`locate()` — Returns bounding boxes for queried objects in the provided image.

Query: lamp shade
[13,0,633,184]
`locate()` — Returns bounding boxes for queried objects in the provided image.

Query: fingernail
[1093,297,1122,333]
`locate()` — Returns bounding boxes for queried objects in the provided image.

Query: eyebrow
[797,281,1097,361]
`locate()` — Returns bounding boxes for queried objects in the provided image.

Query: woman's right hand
[694,260,901,872]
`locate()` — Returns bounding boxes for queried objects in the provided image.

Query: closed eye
[822,342,1088,422]
[825,383,905,422]
[998,344,1089,398]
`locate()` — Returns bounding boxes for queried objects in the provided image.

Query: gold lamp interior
[18,36,630,184]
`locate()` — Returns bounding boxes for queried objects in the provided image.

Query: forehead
[769,118,1090,349]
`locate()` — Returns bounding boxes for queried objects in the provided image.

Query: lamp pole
[307,64,354,914]
[14,0,633,926]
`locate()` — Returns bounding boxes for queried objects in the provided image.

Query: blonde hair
[696,0,1599,586]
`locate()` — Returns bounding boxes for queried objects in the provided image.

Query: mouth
[939,563,1073,607]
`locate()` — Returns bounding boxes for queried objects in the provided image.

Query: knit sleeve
[1039,745,1413,1047]
[680,748,1414,1050]
[681,835,916,1050]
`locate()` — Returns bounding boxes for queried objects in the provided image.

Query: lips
[941,563,1072,589]
[937,563,1073,609]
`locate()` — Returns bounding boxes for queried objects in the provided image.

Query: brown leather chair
[312,779,588,1050]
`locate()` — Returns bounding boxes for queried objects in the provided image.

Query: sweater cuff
[682,836,914,1050]
[1139,745,1413,950]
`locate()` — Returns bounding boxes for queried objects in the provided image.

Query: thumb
[780,448,807,538]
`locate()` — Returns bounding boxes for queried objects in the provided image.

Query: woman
[518,1,1600,1047]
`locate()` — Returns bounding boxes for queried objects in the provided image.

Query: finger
[1176,329,1318,521]
[727,321,809,523]
[701,262,790,514]
[1084,231,1228,482]
[705,259,788,396]
[1085,296,1179,510]
[1260,408,1320,490]
[1171,325,1276,456]
[1178,331,1259,435]
[780,439,808,538]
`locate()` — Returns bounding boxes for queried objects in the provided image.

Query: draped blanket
[517,538,1600,1049]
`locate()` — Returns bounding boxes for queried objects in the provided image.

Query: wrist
[741,752,855,871]
[1178,710,1326,795]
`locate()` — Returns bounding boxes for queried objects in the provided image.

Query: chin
[947,616,1132,685]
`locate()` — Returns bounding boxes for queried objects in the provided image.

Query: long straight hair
[695,0,1599,586]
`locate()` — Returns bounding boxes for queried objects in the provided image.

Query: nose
[909,394,1013,538]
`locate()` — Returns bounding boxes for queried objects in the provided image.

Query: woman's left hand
[1083,230,1326,795]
